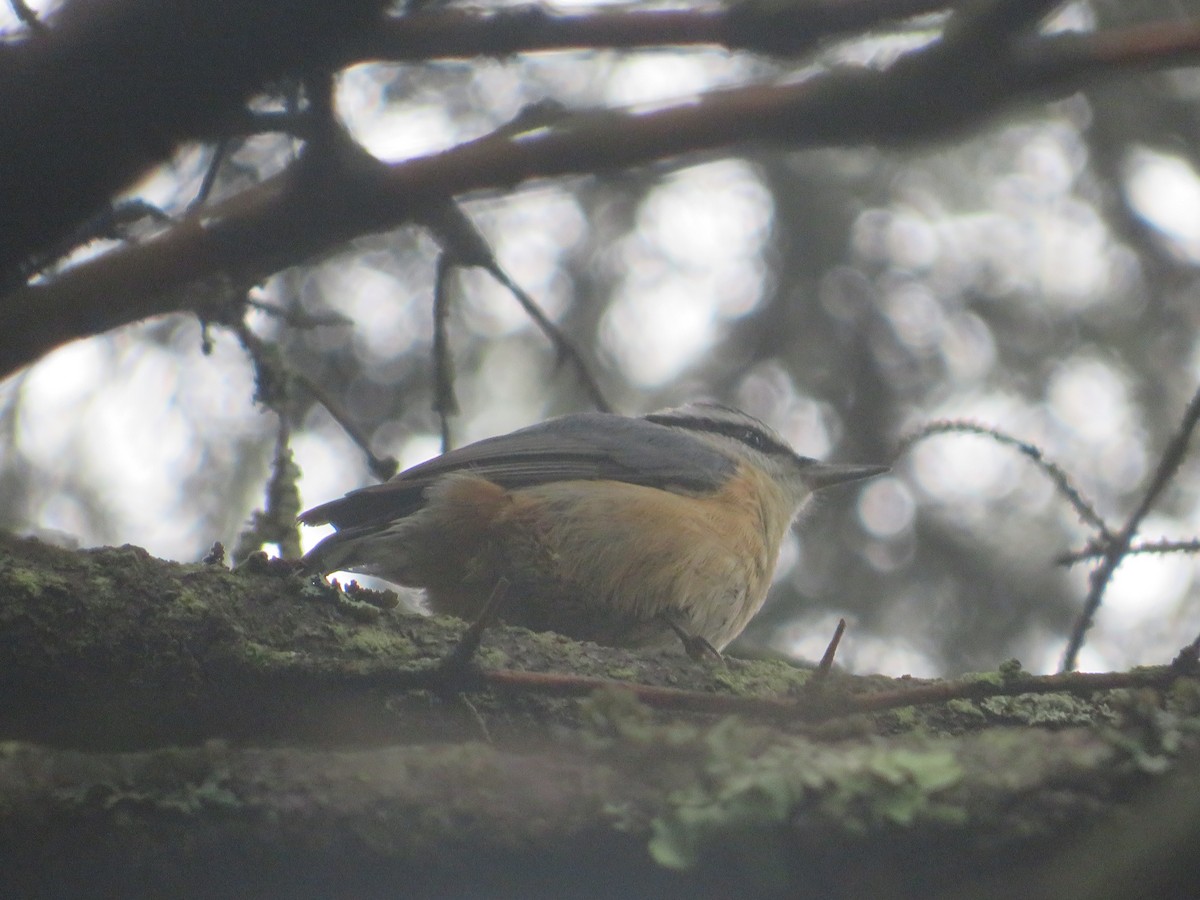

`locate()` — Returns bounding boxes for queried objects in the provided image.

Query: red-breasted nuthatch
[300,403,886,654]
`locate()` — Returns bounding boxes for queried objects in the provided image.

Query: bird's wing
[299,412,736,529]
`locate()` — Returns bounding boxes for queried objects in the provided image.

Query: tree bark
[1,532,1197,898]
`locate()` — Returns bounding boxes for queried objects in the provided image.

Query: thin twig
[233,291,396,481]
[1062,382,1200,671]
[457,695,494,743]
[900,421,1112,538]
[240,630,1200,726]
[102,199,173,233]
[231,317,284,405]
[482,658,1196,723]
[189,140,231,213]
[14,199,175,288]
[432,253,458,453]
[485,264,612,413]
[419,198,611,413]
[246,298,352,329]
[1057,537,1200,566]
[293,369,398,482]
[225,320,307,561]
[814,618,847,679]
[237,279,398,484]
[7,0,46,32]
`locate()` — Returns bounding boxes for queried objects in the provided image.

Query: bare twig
[486,265,612,413]
[293,369,398,482]
[189,140,231,213]
[246,298,353,329]
[10,198,174,291]
[419,198,611,412]
[7,0,46,32]
[482,659,1194,723]
[814,618,847,679]
[214,110,317,140]
[238,624,1200,725]
[1058,537,1200,566]
[230,316,285,405]
[1062,382,1200,671]
[900,421,1112,538]
[432,253,458,453]
[228,289,397,482]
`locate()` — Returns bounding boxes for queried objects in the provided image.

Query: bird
[300,402,886,655]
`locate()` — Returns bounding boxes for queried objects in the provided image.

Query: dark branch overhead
[4,0,1200,379]
[0,0,393,280]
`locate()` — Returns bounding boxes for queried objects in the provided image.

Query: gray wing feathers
[300,413,735,529]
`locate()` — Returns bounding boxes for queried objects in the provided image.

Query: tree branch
[351,0,952,62]
[7,8,1200,378]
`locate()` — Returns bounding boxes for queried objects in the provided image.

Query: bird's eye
[741,428,765,449]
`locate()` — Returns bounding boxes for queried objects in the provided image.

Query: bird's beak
[801,462,889,490]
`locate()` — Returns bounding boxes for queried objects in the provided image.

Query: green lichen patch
[648,722,966,872]
[981,691,1113,727]
[0,563,70,600]
[946,698,987,722]
[580,687,699,750]
[710,657,811,697]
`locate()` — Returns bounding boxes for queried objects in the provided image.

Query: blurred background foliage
[4,0,1200,677]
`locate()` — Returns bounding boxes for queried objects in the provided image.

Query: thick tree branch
[351,0,952,62]
[2,531,1200,897]
[0,0,392,280]
[7,15,1200,379]
[5,730,1196,899]
[7,2,1200,378]
[0,0,952,286]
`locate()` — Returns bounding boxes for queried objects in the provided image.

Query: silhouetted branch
[294,369,399,482]
[432,253,458,453]
[1062,382,1200,671]
[901,421,1112,538]
[1058,537,1200,566]
[6,0,45,32]
[354,0,952,62]
[9,4,1200,377]
[421,198,612,412]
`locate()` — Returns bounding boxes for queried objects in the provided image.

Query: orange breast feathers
[400,462,798,650]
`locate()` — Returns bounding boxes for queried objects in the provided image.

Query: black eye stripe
[644,414,793,457]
